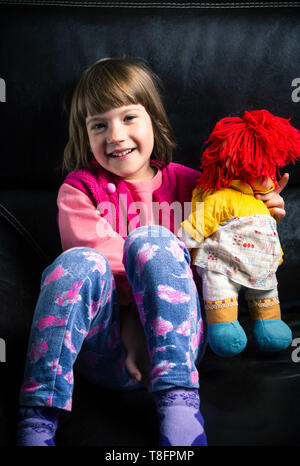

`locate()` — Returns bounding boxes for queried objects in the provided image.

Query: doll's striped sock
[154,388,207,446]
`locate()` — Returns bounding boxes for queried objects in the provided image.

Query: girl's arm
[57,183,133,306]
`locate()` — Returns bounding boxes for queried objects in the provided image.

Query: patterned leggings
[19,226,206,411]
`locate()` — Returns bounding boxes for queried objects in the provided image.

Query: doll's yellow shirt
[181,180,283,262]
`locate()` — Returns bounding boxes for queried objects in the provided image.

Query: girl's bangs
[81,76,139,119]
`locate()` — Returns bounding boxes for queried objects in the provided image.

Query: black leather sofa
[1,0,300,447]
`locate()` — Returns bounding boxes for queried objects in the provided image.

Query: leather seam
[0,201,49,264]
[0,1,300,8]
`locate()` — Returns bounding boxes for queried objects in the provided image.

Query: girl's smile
[86,104,155,181]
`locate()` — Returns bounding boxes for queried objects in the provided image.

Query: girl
[16,58,287,447]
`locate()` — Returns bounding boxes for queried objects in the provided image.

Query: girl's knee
[42,247,111,283]
[124,225,182,256]
[123,226,191,275]
[38,248,115,320]
[60,246,104,261]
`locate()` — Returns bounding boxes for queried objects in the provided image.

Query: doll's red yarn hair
[198,109,300,192]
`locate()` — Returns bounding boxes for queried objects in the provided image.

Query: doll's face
[225,158,275,192]
[251,176,274,192]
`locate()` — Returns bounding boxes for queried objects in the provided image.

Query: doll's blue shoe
[252,319,292,352]
[207,321,247,357]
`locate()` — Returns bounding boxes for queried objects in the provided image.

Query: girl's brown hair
[62,57,177,173]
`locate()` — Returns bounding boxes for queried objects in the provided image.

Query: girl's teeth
[111,149,133,157]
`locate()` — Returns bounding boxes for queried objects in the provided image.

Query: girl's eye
[124,115,136,122]
[92,123,106,130]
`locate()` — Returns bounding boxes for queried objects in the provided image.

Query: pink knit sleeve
[57,183,133,306]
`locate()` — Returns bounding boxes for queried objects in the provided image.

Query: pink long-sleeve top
[57,169,164,306]
[57,162,202,307]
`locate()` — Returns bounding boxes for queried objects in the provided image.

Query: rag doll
[180,109,300,357]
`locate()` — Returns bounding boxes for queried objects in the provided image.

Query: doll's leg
[245,286,292,352]
[199,269,247,357]
[17,247,122,445]
[123,225,207,446]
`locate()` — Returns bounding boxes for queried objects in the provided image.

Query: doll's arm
[179,188,229,247]
[178,227,201,249]
[279,243,284,265]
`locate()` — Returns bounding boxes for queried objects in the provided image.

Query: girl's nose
[106,123,125,144]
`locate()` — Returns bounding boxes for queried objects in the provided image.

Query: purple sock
[154,388,207,446]
[16,407,60,446]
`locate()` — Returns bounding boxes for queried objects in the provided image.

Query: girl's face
[86,104,155,181]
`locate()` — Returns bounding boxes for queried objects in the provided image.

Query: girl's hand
[255,173,289,223]
[119,304,150,388]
